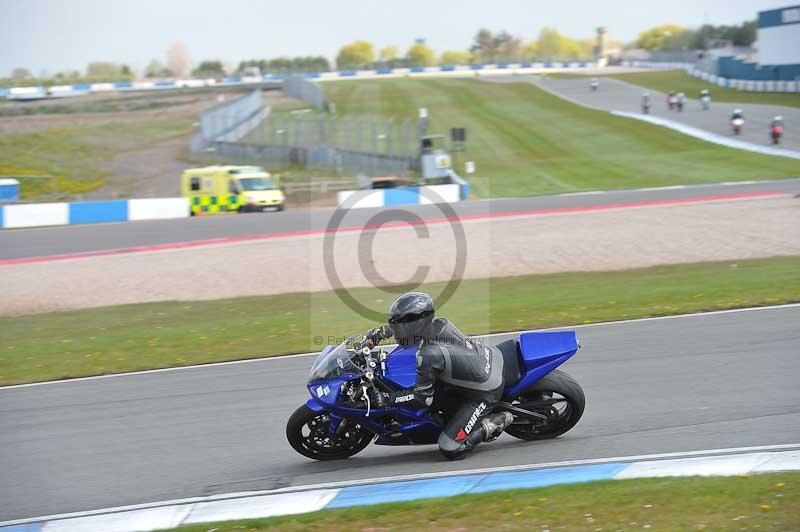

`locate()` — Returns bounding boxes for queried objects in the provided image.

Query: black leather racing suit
[388,318,513,459]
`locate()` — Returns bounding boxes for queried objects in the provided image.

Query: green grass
[322,78,799,198]
[590,69,800,108]
[0,119,193,197]
[1,256,798,385]
[166,473,800,531]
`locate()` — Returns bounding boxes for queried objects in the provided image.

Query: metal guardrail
[1,62,597,99]
[281,179,356,193]
[621,61,800,93]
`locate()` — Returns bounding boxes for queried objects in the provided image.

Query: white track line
[3,443,798,527]
[2,302,798,391]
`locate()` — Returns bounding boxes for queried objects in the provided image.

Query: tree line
[5,19,757,83]
[634,21,756,50]
[335,29,608,70]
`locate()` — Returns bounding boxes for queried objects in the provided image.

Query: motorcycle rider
[700,89,711,110]
[590,78,599,91]
[771,116,784,144]
[641,92,651,114]
[731,109,744,134]
[676,91,686,112]
[366,292,514,460]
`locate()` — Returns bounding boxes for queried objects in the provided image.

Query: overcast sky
[0,0,788,76]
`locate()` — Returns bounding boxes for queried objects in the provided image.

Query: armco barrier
[337,184,461,209]
[621,62,800,93]
[2,63,597,99]
[0,198,189,229]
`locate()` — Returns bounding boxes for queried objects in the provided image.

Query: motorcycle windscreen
[308,342,364,382]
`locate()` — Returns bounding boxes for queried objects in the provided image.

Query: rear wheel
[286,405,373,460]
[505,369,585,441]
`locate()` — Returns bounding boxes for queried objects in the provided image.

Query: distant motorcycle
[676,92,685,112]
[700,89,711,111]
[731,110,744,135]
[771,117,784,145]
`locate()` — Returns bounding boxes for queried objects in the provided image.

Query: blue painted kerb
[327,463,628,508]
[0,524,44,532]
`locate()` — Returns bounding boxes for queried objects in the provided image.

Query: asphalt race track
[2,179,800,261]
[514,75,800,152]
[1,305,798,521]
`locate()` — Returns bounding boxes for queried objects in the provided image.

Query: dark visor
[389,309,433,324]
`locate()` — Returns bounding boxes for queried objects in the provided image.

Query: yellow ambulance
[181,166,285,215]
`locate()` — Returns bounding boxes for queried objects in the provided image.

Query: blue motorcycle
[286,331,585,460]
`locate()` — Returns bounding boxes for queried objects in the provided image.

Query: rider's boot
[440,412,514,460]
[463,412,513,447]
[480,412,514,442]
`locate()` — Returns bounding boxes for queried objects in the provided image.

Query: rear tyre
[505,369,585,441]
[286,405,373,460]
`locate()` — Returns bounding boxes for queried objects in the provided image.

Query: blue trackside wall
[1,198,190,229]
[68,200,129,224]
[383,187,421,206]
[718,56,800,81]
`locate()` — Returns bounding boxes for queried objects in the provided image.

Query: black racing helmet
[388,292,435,347]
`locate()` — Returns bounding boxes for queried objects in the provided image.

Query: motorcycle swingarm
[495,401,549,422]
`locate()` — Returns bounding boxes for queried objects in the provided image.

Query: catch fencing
[283,75,326,110]
[190,90,269,152]
[206,114,418,176]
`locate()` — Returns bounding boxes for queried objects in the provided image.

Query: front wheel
[286,405,373,460]
[505,369,585,441]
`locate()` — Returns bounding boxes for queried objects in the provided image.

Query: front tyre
[505,369,585,441]
[286,405,373,460]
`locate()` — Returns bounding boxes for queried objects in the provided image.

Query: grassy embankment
[1,256,798,385]
[548,69,800,108]
[166,473,800,531]
[0,119,193,198]
[321,77,799,198]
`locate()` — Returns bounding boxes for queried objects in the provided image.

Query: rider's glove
[366,324,391,347]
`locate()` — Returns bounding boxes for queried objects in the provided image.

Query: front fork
[305,398,352,436]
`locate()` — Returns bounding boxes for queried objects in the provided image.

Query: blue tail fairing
[504,331,579,399]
